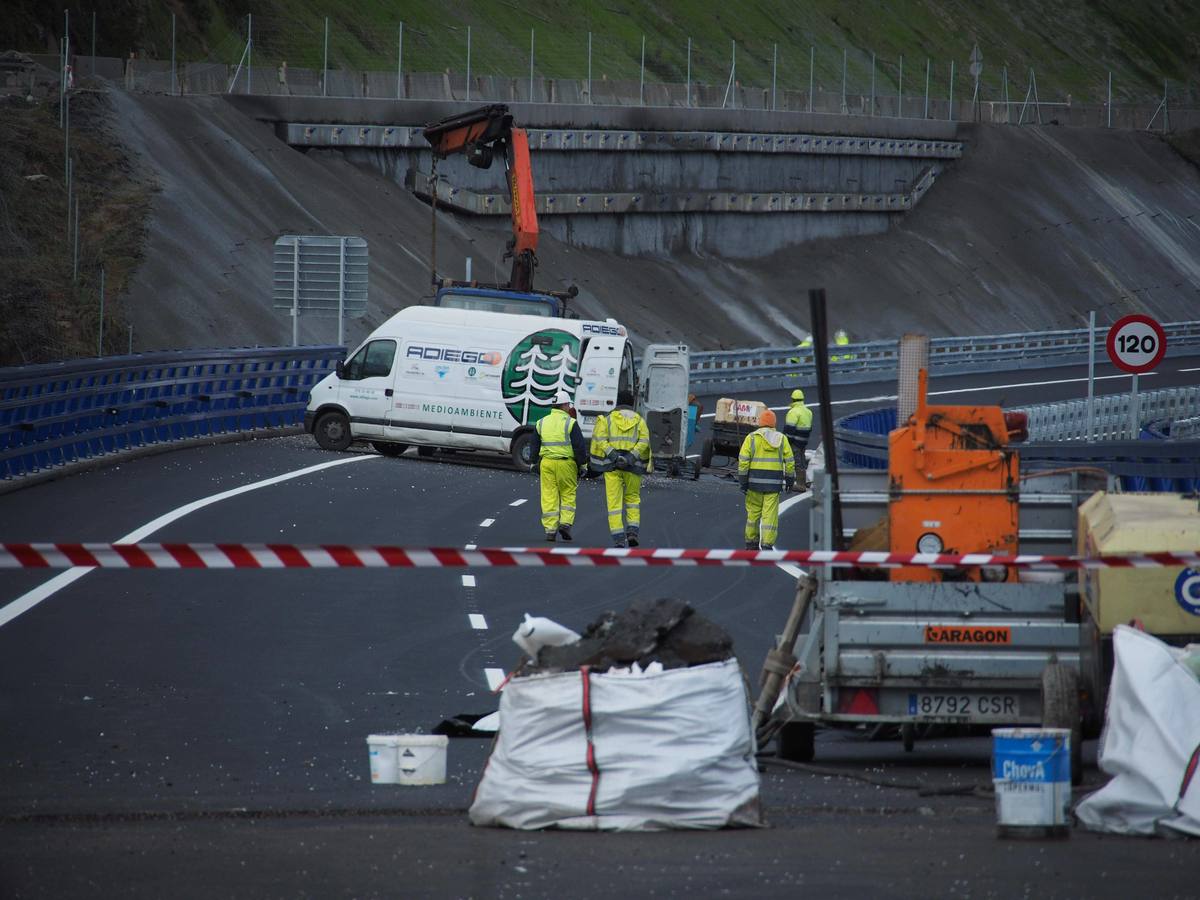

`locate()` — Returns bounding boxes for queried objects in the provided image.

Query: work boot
[744,541,759,551]
[626,531,639,548]
[545,531,557,543]
[557,524,573,542]
[612,535,627,548]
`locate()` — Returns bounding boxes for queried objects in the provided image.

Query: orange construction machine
[888,369,1026,582]
[422,104,540,293]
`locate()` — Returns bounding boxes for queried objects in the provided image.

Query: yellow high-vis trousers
[744,490,780,546]
[604,470,642,537]
[540,458,578,533]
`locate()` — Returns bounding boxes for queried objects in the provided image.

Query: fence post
[808,45,814,113]
[98,266,105,356]
[91,10,95,77]
[529,28,534,100]
[925,57,930,118]
[171,13,176,96]
[1003,65,1009,123]
[869,51,875,115]
[127,324,132,355]
[948,59,954,120]
[73,197,79,282]
[323,17,328,97]
[640,34,646,105]
[1107,71,1112,128]
[772,43,778,111]
[686,37,691,108]
[1086,310,1096,440]
[587,32,592,103]
[247,13,252,95]
[397,23,403,99]
[466,25,471,102]
[841,47,846,113]
[898,55,903,117]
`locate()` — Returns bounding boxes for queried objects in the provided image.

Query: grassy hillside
[8,1,1200,105]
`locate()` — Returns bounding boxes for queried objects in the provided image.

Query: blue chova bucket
[991,727,1072,835]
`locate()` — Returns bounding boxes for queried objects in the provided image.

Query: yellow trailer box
[1078,492,1200,636]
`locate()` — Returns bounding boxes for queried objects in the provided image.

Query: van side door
[338,339,397,437]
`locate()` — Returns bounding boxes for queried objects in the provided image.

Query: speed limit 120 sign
[1106,314,1167,374]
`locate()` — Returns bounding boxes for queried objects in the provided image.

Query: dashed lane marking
[465,543,477,550]
[509,498,528,507]
[0,455,378,630]
[480,518,495,527]
[462,574,476,588]
[484,668,506,691]
[469,614,488,630]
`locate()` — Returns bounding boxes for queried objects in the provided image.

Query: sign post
[1106,314,1167,439]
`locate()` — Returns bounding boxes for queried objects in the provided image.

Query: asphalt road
[2,359,1199,898]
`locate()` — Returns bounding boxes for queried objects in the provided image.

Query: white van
[304,306,637,467]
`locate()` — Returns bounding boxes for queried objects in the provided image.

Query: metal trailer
[775,468,1110,779]
[639,344,699,479]
[699,398,764,470]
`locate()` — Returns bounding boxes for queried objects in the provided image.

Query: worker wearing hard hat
[530,390,588,542]
[782,389,813,483]
[830,329,852,362]
[788,335,814,377]
[737,408,797,550]
[589,390,651,547]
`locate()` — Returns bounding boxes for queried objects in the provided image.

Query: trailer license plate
[907,693,1017,717]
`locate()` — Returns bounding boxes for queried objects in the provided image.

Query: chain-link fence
[42,11,1200,131]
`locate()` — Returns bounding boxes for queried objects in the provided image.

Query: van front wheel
[314,411,353,451]
[510,432,536,470]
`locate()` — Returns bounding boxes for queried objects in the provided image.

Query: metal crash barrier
[0,347,344,482]
[834,386,1200,491]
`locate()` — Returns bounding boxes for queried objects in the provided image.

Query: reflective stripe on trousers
[745,489,780,546]
[604,470,641,536]
[540,458,579,532]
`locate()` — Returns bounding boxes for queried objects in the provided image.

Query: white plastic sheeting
[469,659,762,831]
[1076,626,1200,836]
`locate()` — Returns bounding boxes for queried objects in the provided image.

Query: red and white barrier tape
[1,543,1198,571]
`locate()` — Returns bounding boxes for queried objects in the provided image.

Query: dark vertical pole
[809,287,844,551]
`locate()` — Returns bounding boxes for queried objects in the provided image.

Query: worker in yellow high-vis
[830,329,852,362]
[737,408,796,550]
[589,390,651,547]
[783,389,813,486]
[530,390,588,542]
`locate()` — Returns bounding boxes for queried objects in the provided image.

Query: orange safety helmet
[759,409,777,428]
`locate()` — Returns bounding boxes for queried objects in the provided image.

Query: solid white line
[462,574,476,588]
[701,372,1155,417]
[0,455,379,630]
[480,518,495,527]
[484,668,506,691]
[773,491,813,580]
[469,613,488,630]
[509,498,527,507]
[1180,367,1200,373]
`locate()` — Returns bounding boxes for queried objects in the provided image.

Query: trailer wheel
[700,437,715,470]
[690,457,701,480]
[668,458,681,478]
[777,722,815,762]
[901,722,915,753]
[314,411,352,452]
[371,441,407,457]
[510,431,536,470]
[1042,662,1083,786]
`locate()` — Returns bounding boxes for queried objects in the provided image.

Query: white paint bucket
[367,734,449,785]
[367,734,401,784]
[991,727,1072,837]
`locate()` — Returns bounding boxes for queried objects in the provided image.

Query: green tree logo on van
[501,329,581,424]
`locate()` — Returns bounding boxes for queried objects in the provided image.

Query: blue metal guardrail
[687,320,1200,395]
[834,401,1200,492]
[0,347,343,482]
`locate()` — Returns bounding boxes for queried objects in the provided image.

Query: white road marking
[462,574,476,588]
[509,498,527,507]
[701,371,1155,417]
[1180,367,1200,373]
[0,455,378,630]
[469,614,488,630]
[484,668,506,691]
[480,518,495,527]
[464,543,477,550]
[773,491,813,579]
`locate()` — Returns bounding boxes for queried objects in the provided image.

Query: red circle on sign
[1106,314,1166,374]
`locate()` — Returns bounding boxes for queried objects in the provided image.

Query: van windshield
[438,291,554,317]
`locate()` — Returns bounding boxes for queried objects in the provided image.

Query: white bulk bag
[469,659,762,831]
[1075,626,1200,836]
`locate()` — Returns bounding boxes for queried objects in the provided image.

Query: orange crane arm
[422,104,540,292]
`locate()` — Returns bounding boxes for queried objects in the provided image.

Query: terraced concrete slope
[115,91,1200,351]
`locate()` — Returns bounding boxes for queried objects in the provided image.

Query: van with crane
[303,305,637,468]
